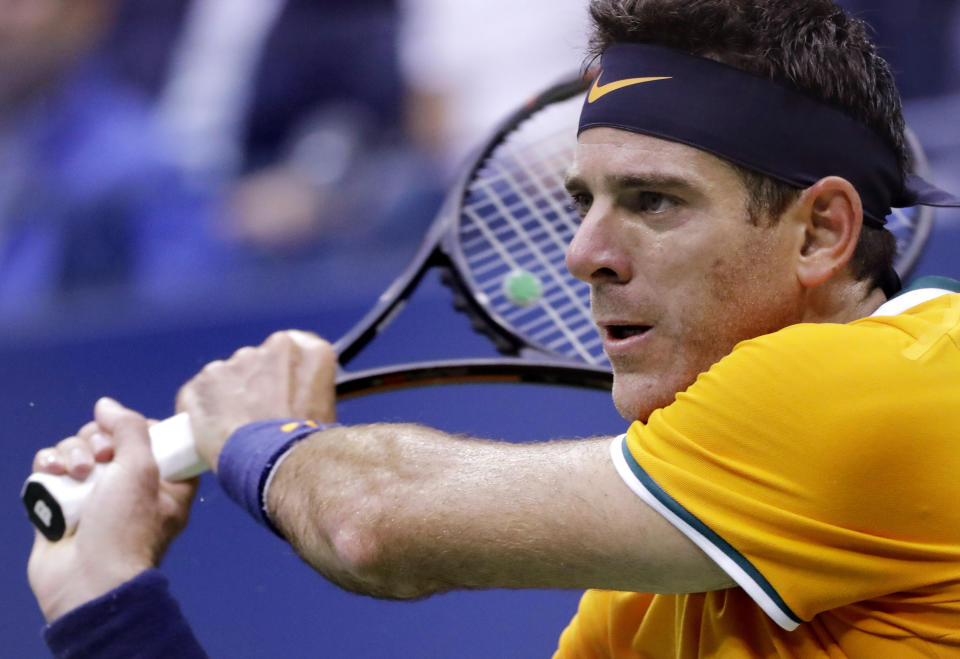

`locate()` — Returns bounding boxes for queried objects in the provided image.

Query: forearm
[177,331,724,594]
[266,423,594,598]
[265,424,724,599]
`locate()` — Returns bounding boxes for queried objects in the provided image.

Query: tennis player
[28,0,960,656]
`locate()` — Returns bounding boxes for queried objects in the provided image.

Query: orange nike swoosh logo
[587,72,672,103]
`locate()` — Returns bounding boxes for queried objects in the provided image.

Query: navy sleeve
[43,569,208,659]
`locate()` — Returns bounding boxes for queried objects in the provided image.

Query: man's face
[565,127,804,422]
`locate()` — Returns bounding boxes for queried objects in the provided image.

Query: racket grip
[21,413,207,542]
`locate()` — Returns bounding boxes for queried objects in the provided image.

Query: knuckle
[56,435,82,452]
[316,338,335,359]
[232,346,257,361]
[291,329,326,349]
[77,421,100,439]
[113,412,147,436]
[264,331,291,348]
[201,359,225,375]
[33,447,60,470]
[304,339,336,368]
[174,386,190,411]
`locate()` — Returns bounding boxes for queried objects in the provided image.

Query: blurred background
[1,1,957,656]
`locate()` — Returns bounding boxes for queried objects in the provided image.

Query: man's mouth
[605,325,651,340]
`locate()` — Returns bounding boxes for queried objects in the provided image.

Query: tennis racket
[23,74,610,541]
[21,73,935,541]
[890,127,934,278]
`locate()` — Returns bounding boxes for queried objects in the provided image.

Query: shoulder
[681,321,893,408]
[708,291,960,391]
[639,294,960,480]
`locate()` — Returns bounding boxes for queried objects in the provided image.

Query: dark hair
[586,0,904,293]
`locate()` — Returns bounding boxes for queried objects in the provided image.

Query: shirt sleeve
[612,320,960,628]
[44,569,208,659]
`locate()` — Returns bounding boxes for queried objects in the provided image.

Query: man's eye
[635,191,673,213]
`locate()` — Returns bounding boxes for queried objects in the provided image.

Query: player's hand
[27,398,198,622]
[175,330,337,472]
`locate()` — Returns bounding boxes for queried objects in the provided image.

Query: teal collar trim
[901,275,960,294]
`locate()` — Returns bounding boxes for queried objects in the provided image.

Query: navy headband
[578,43,960,228]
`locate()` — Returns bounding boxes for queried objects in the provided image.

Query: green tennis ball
[503,268,543,307]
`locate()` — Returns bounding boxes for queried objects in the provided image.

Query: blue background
[1,19,959,651]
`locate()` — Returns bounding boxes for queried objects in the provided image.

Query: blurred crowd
[0,0,956,338]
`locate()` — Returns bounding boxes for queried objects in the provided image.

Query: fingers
[94,397,145,436]
[94,397,157,476]
[88,431,115,461]
[174,329,337,467]
[263,329,328,353]
[78,420,116,462]
[32,433,101,479]
[287,329,327,350]
[289,332,337,422]
[31,399,147,480]
[32,448,66,476]
[260,331,337,422]
[287,330,336,373]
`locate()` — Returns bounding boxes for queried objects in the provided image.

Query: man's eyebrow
[563,171,698,194]
[608,173,697,193]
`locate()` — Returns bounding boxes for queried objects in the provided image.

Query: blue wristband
[216,419,340,536]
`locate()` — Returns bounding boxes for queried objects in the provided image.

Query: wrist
[36,560,150,623]
[216,419,340,536]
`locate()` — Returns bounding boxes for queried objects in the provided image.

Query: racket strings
[458,96,608,366]
[886,206,918,247]
[461,195,597,364]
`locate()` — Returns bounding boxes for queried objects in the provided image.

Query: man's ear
[793,176,863,288]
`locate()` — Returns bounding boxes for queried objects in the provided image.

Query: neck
[800,278,888,325]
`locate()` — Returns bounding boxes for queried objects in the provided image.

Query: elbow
[328,512,388,589]
[279,422,449,600]
[325,500,438,600]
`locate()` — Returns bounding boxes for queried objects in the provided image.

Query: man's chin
[611,371,683,423]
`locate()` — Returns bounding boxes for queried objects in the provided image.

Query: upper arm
[556,436,735,594]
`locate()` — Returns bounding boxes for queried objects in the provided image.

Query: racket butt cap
[22,479,66,541]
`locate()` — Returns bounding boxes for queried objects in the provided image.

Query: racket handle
[21,413,207,542]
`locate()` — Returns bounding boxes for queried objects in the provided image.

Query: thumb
[93,398,154,468]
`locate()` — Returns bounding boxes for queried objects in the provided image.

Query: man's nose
[565,207,632,284]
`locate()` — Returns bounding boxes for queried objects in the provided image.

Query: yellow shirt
[557,286,960,657]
